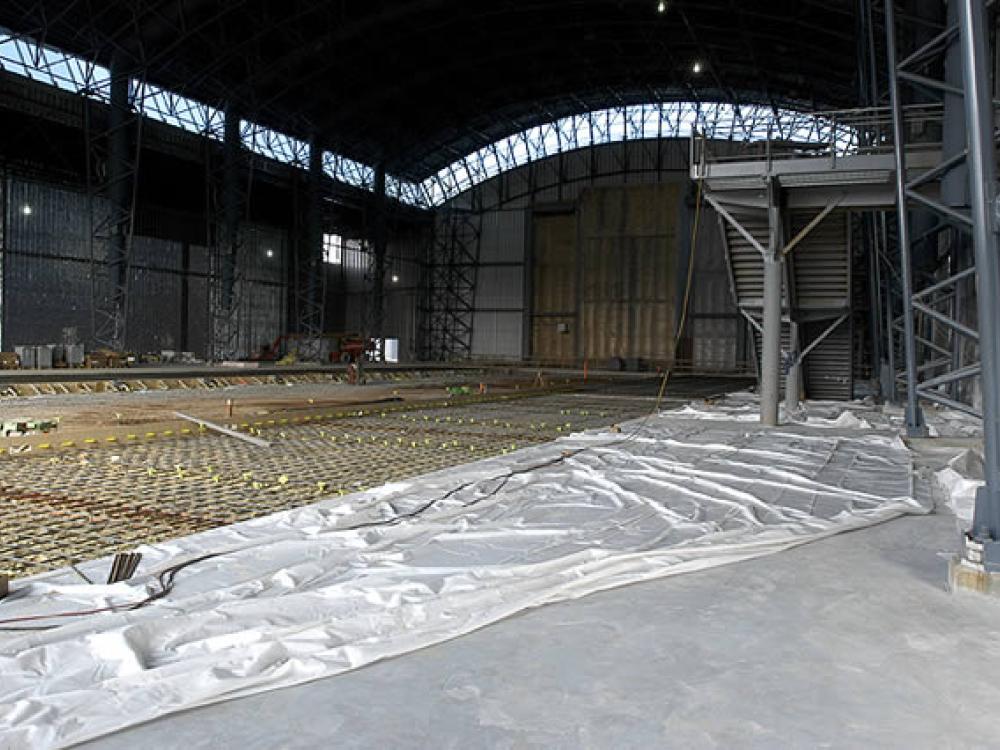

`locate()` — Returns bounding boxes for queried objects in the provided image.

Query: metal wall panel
[530,212,577,362]
[4,180,99,347]
[476,266,523,311]
[472,311,522,359]
[127,235,185,352]
[478,210,525,263]
[579,184,679,363]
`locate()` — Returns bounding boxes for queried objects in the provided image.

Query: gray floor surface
[79,509,1000,750]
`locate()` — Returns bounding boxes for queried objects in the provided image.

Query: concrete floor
[77,509,1000,750]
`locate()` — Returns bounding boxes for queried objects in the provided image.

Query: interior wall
[440,138,741,370]
[0,175,289,358]
[333,229,426,362]
[529,184,681,366]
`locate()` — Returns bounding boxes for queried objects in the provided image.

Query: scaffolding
[84,56,142,353]
[204,110,253,362]
[292,141,326,362]
[419,207,482,361]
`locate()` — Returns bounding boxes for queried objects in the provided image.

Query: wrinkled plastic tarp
[0,415,923,748]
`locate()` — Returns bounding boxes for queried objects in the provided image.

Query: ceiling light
[265,248,274,258]
[657,1,666,12]
[692,61,703,74]
[21,204,32,216]
[391,274,400,283]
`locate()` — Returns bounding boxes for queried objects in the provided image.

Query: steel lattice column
[294,138,325,362]
[88,52,139,353]
[369,164,388,362]
[208,107,244,362]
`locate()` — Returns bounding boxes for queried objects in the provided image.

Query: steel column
[294,138,325,362]
[370,164,388,362]
[761,177,783,426]
[89,52,136,353]
[958,0,1000,554]
[885,0,928,436]
[221,109,240,318]
[209,106,243,362]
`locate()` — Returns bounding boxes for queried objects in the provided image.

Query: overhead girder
[0,0,866,181]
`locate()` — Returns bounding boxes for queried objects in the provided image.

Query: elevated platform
[692,146,942,208]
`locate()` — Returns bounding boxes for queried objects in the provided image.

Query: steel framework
[885,0,1000,565]
[419,206,483,361]
[291,139,326,362]
[84,54,142,352]
[204,110,247,362]
[884,0,983,430]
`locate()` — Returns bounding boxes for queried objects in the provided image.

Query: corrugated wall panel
[476,266,523,310]
[578,184,678,364]
[472,311,522,359]
[530,212,576,362]
[803,319,853,400]
[2,176,289,358]
[5,180,101,346]
[789,209,850,310]
[479,211,525,263]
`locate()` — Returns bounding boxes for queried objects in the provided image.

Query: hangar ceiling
[0,0,876,180]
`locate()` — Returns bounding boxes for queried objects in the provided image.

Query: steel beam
[958,0,1000,557]
[911,300,980,340]
[761,177,783,426]
[703,193,767,257]
[781,195,844,257]
[885,0,928,436]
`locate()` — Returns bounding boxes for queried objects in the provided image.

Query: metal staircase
[717,203,853,400]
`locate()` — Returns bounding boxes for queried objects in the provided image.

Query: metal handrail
[691,102,952,169]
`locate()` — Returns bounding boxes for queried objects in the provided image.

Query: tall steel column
[885,0,928,436]
[88,52,137,353]
[760,177,783,426]
[221,109,240,321]
[208,106,244,362]
[369,164,388,362]
[958,0,1000,556]
[294,137,325,362]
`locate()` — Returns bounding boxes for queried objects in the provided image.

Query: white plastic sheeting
[0,414,924,749]
[935,449,984,527]
[670,391,987,437]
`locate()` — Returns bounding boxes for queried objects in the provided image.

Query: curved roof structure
[0,0,867,180]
